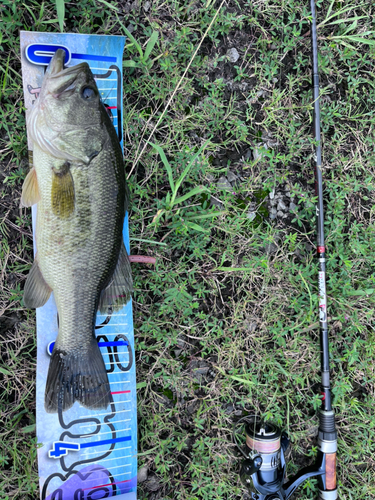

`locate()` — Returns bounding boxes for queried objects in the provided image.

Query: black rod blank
[310,0,332,414]
[311,0,338,497]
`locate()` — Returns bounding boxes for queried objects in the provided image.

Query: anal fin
[98,243,133,313]
[24,259,52,308]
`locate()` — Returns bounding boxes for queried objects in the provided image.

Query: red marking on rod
[321,392,326,400]
[84,479,130,491]
[111,390,131,395]
[107,106,117,109]
[317,246,325,253]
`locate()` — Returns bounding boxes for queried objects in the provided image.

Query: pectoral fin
[21,167,40,207]
[51,161,75,218]
[24,258,52,308]
[98,243,133,313]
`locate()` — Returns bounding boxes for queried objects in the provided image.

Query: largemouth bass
[22,49,132,413]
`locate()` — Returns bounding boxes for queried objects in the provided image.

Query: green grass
[1,0,375,499]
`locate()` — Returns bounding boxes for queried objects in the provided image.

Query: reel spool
[245,420,282,472]
[236,416,289,500]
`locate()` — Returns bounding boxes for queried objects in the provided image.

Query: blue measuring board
[20,32,137,500]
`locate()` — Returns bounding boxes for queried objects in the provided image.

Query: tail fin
[44,338,111,413]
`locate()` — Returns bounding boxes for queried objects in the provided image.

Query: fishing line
[126,0,227,179]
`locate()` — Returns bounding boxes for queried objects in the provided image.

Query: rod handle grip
[325,452,337,490]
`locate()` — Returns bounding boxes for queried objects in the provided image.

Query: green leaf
[332,35,375,46]
[165,191,171,207]
[216,267,253,272]
[173,186,209,206]
[148,141,175,192]
[321,4,361,25]
[39,18,60,24]
[116,16,144,58]
[185,211,226,220]
[96,0,119,10]
[174,140,210,197]
[274,362,290,378]
[1,53,10,93]
[144,31,159,61]
[342,19,358,35]
[123,60,138,68]
[185,221,209,232]
[325,0,335,21]
[21,424,36,433]
[136,381,147,389]
[0,365,11,376]
[348,289,374,296]
[326,16,367,26]
[169,140,211,207]
[130,237,168,247]
[218,370,256,386]
[55,0,65,32]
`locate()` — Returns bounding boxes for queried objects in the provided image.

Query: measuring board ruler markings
[20,32,137,500]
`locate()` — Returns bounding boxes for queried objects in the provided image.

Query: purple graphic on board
[45,464,137,499]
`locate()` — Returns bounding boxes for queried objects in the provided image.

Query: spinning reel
[235,415,337,500]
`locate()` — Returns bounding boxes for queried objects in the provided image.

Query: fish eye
[81,86,96,100]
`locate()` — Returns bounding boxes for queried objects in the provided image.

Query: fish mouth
[45,49,66,76]
[45,49,91,97]
[47,49,88,77]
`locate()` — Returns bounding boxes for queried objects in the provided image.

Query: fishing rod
[235,1,337,498]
